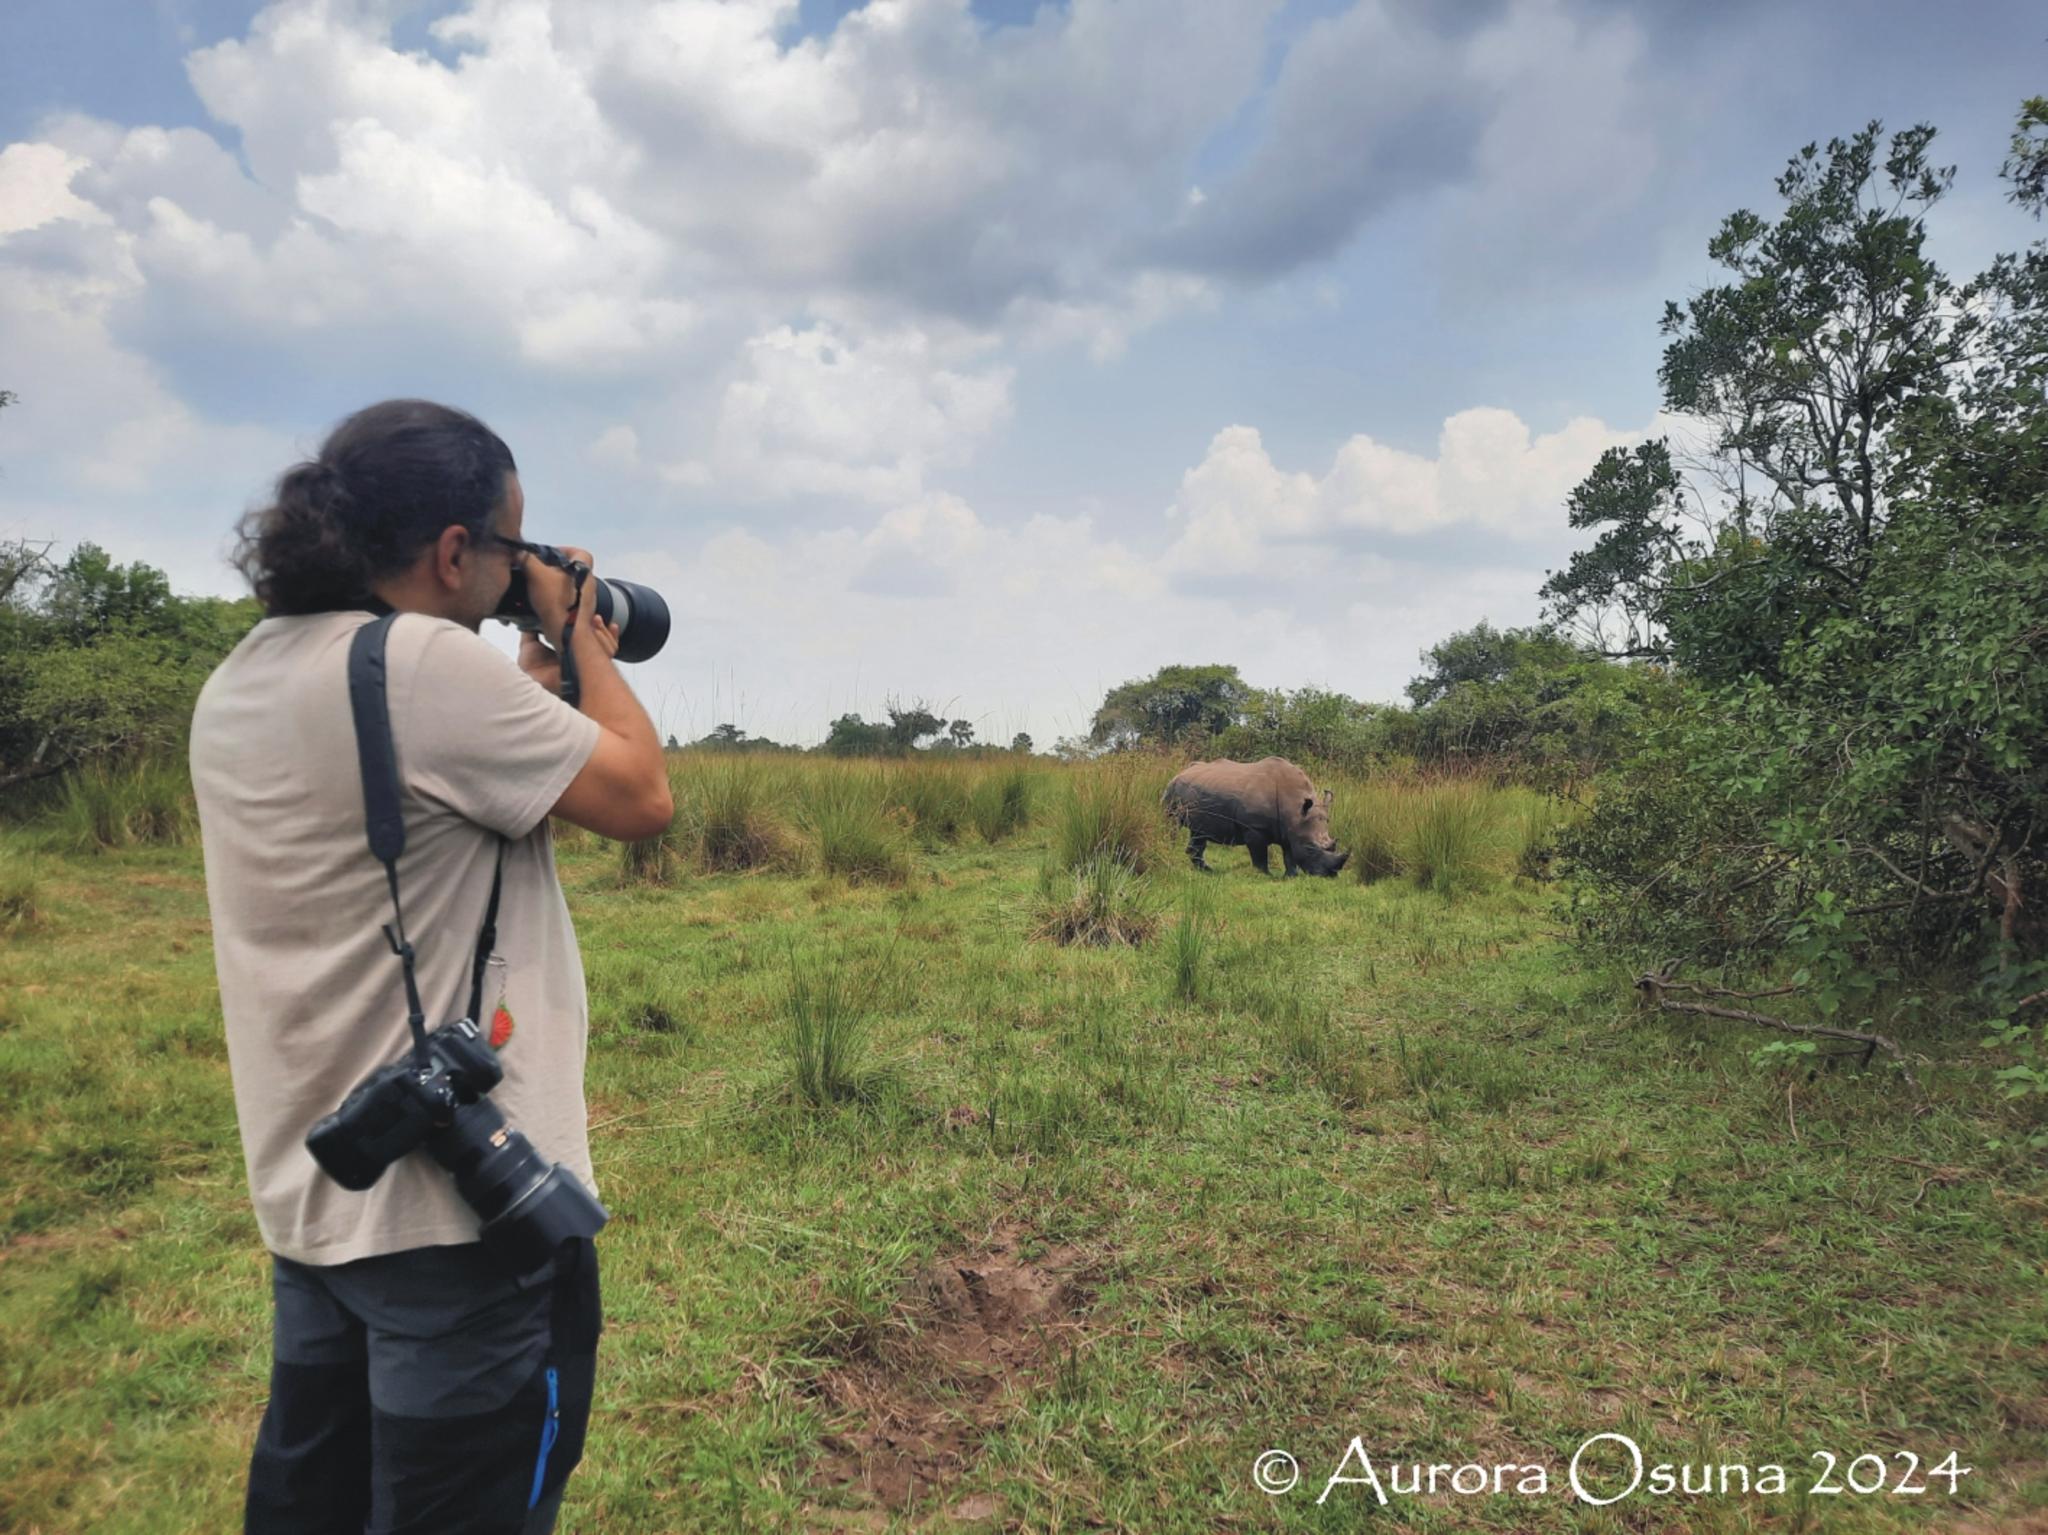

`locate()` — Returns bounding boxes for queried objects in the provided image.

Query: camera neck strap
[554,560,591,712]
[347,613,507,1068]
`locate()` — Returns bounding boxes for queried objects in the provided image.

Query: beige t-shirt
[191,610,603,1265]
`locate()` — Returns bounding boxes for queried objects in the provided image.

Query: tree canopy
[1552,109,2048,970]
[1088,664,1251,750]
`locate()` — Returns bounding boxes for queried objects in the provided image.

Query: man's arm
[519,552,673,842]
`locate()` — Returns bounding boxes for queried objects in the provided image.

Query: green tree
[1212,686,1385,772]
[1554,109,2048,969]
[1010,732,1033,754]
[821,713,891,757]
[0,542,259,793]
[885,704,943,752]
[1542,122,1959,686]
[1089,664,1250,750]
[1405,621,1585,708]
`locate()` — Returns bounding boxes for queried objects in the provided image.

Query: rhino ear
[1322,788,1333,806]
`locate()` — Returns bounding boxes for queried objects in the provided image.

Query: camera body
[494,546,671,664]
[307,1017,607,1270]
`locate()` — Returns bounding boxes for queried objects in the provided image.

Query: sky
[1,0,2042,749]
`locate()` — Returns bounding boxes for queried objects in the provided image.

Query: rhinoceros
[1161,757,1349,877]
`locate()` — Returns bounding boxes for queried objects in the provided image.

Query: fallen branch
[1635,964,1922,1095]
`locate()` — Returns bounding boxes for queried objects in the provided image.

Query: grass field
[1,758,2044,1532]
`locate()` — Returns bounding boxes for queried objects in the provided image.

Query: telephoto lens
[494,555,671,662]
[429,1097,609,1270]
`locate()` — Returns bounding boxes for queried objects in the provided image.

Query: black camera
[494,543,671,664]
[306,1017,608,1271]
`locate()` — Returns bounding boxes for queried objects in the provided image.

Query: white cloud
[0,143,111,236]
[708,322,1012,502]
[596,399,1655,746]
[1161,407,1652,587]
[589,423,640,470]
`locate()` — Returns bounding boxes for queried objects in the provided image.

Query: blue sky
[1,0,2042,748]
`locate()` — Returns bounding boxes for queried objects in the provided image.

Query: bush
[1031,851,1159,947]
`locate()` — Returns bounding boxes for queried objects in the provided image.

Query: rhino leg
[1281,844,1299,878]
[1246,835,1272,875]
[1185,835,1214,872]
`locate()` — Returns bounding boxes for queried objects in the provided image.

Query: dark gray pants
[244,1238,600,1534]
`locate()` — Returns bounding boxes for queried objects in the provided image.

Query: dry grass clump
[1030,852,1159,947]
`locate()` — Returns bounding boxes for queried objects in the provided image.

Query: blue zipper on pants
[529,1366,561,1509]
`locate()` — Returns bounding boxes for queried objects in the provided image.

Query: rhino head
[1291,787,1350,877]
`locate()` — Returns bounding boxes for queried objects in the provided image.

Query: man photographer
[191,399,671,1533]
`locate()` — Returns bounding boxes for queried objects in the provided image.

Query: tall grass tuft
[0,844,39,933]
[968,766,1035,844]
[1330,781,1406,884]
[798,768,911,885]
[1511,792,1567,881]
[1406,779,1490,896]
[883,763,970,850]
[1053,756,1169,873]
[1030,851,1159,947]
[616,759,685,885]
[679,756,793,872]
[50,756,195,852]
[786,946,892,1107]
[1165,880,1215,1003]
[618,819,680,884]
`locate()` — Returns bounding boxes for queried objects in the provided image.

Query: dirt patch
[806,1224,1092,1516]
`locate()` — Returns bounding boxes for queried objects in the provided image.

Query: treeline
[675,713,1034,757]
[1074,635,1670,785]
[676,628,1668,778]
[3,535,1640,799]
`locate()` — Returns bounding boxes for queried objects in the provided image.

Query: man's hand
[520,544,597,642]
[518,619,620,696]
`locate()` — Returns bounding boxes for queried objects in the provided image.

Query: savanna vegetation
[2,105,2046,1532]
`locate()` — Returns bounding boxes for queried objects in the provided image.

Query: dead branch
[1635,964,1922,1095]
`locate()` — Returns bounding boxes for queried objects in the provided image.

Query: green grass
[1051,755,1172,873]
[1030,849,1159,947]
[0,839,38,933]
[670,754,793,874]
[783,942,895,1109]
[1,770,2044,1532]
[1164,880,1215,1003]
[793,766,912,885]
[967,764,1035,845]
[882,761,970,851]
[48,757,196,853]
